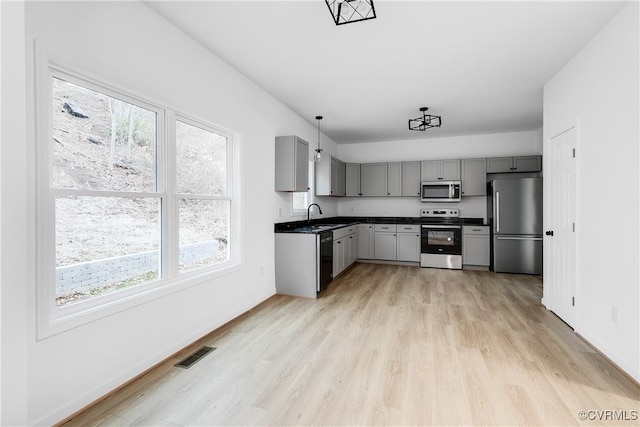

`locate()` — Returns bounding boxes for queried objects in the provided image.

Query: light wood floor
[62,263,639,426]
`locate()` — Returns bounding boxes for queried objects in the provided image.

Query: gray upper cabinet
[333,157,346,196]
[486,157,513,173]
[402,161,421,197]
[360,163,388,196]
[513,156,542,172]
[420,160,440,181]
[387,162,402,196]
[487,155,542,173]
[315,155,345,196]
[461,158,487,196]
[274,135,309,192]
[345,163,361,196]
[421,159,461,181]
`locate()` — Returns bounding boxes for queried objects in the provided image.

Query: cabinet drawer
[333,225,357,240]
[463,225,490,235]
[374,224,397,232]
[397,224,420,233]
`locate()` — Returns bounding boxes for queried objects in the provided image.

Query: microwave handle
[496,191,500,232]
[449,184,454,199]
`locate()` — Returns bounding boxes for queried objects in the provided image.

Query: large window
[38,66,237,334]
[176,119,231,272]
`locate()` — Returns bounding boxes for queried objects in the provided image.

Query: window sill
[38,261,242,340]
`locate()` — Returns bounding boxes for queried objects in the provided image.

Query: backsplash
[337,195,487,221]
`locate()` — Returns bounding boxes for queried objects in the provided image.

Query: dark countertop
[275,216,485,234]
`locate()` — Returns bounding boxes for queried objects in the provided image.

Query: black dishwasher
[317,231,333,293]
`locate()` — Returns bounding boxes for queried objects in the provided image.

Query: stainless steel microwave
[420,181,461,203]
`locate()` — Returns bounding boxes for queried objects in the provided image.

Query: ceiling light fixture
[324,0,376,26]
[408,107,442,131]
[315,115,323,161]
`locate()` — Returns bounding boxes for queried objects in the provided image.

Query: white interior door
[544,127,577,327]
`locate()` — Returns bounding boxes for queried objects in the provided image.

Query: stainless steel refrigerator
[487,178,543,274]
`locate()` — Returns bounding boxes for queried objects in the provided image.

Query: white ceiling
[146,1,624,144]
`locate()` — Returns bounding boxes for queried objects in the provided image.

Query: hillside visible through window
[52,78,160,305]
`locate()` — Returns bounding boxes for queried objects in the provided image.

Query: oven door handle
[421,225,461,229]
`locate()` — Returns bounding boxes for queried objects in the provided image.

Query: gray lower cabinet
[402,161,421,197]
[274,135,309,192]
[275,233,318,299]
[358,224,374,259]
[396,224,420,262]
[461,158,487,196]
[374,224,420,262]
[333,237,346,276]
[462,225,490,267]
[334,225,358,277]
[374,228,397,260]
[348,233,358,265]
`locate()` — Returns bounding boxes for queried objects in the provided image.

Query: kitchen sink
[289,224,348,233]
[313,224,347,230]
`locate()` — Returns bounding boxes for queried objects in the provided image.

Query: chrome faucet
[307,203,322,221]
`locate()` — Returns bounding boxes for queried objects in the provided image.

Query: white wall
[543,2,639,381]
[337,130,542,219]
[1,2,29,425]
[0,2,340,424]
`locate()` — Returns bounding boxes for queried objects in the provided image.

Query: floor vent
[174,346,216,369]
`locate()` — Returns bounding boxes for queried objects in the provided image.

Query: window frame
[35,57,241,339]
[291,160,314,216]
[174,115,235,275]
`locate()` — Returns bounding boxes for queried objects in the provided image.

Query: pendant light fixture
[408,107,442,131]
[325,0,376,26]
[314,115,323,161]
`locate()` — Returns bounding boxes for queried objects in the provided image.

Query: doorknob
[545,230,554,236]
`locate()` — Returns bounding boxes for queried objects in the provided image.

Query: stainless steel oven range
[420,208,462,269]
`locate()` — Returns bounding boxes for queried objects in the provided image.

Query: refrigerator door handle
[495,191,500,232]
[496,236,543,241]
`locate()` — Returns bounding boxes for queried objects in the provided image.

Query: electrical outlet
[350,207,355,213]
[278,207,282,217]
[611,306,618,322]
